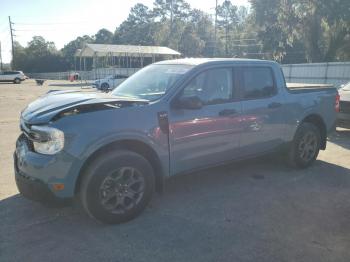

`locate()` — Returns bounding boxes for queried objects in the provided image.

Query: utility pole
[8,16,15,69]
[170,0,173,34]
[214,0,218,57]
[0,41,3,71]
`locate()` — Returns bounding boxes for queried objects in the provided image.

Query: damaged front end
[19,90,149,155]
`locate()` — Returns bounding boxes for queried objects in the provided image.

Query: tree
[153,0,191,22]
[26,36,56,57]
[94,29,113,44]
[127,3,153,25]
[179,24,205,57]
[114,3,156,45]
[217,0,238,56]
[13,36,68,73]
[249,0,350,62]
[61,35,94,69]
[189,9,215,57]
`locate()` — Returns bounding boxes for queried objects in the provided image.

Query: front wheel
[80,150,155,224]
[287,123,321,168]
[14,78,21,84]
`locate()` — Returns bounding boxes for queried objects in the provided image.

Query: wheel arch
[74,139,164,195]
[300,114,327,150]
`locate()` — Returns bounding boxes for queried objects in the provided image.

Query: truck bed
[287,83,333,89]
[286,83,335,94]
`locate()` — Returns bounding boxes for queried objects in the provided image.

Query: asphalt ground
[1,80,350,262]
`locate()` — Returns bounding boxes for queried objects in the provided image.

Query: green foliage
[61,35,94,68]
[12,0,350,72]
[13,37,68,73]
[153,0,191,21]
[94,29,113,44]
[249,0,350,62]
[179,24,205,57]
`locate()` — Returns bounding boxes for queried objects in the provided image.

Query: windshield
[341,82,350,91]
[111,64,193,101]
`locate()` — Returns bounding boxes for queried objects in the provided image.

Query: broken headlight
[30,126,64,155]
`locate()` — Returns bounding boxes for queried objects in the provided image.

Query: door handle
[219,109,237,116]
[268,102,282,109]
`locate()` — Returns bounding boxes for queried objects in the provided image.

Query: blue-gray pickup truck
[15,58,339,224]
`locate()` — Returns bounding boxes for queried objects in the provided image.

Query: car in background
[337,81,350,128]
[0,71,27,84]
[93,74,128,91]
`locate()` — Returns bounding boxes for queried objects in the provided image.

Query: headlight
[30,126,64,155]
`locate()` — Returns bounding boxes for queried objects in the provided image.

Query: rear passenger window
[241,67,276,99]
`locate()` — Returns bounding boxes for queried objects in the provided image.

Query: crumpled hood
[21,90,147,124]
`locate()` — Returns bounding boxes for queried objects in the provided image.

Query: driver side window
[182,68,233,105]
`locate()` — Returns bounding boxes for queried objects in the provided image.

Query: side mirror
[174,96,203,110]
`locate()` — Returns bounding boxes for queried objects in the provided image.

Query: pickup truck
[14,58,339,224]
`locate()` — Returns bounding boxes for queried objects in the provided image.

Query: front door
[168,67,242,175]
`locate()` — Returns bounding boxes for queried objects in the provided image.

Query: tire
[100,83,109,92]
[287,122,321,168]
[14,78,21,84]
[80,150,155,224]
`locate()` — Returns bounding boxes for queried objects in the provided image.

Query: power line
[14,21,89,25]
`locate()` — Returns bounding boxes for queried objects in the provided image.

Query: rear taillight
[335,93,340,112]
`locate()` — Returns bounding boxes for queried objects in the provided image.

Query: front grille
[340,101,350,113]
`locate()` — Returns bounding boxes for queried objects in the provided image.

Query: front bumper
[337,112,350,129]
[14,158,59,203]
[14,134,78,200]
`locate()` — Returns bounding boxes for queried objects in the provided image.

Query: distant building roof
[76,43,181,57]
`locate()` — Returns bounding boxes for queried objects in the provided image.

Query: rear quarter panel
[282,88,337,142]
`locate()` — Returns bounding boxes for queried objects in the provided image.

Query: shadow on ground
[1,158,350,262]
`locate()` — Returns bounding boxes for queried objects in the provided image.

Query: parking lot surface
[1,80,350,262]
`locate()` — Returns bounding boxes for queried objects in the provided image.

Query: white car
[0,71,27,84]
[93,74,128,91]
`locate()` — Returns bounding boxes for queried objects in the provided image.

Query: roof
[155,58,276,66]
[77,43,181,57]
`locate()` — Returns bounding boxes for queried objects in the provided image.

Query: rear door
[238,66,287,156]
[168,67,243,174]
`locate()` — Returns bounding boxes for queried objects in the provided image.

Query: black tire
[14,78,21,84]
[287,122,321,168]
[80,150,155,224]
[100,83,109,92]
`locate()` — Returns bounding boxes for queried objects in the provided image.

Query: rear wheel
[14,78,21,84]
[80,150,155,224]
[287,123,321,168]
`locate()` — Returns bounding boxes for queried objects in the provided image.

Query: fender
[65,131,170,196]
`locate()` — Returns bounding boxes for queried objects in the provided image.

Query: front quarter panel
[51,102,169,196]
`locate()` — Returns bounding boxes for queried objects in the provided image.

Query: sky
[0,0,249,63]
